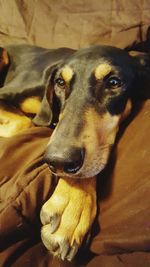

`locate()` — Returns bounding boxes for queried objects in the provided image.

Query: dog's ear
[129,51,150,100]
[32,66,59,127]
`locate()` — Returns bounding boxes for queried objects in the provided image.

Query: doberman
[0,44,149,261]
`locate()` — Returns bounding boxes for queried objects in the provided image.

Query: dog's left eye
[106,77,122,88]
[55,78,66,87]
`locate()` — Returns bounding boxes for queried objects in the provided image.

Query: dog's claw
[67,241,79,261]
[59,240,70,260]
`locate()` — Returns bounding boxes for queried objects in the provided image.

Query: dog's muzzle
[44,145,85,175]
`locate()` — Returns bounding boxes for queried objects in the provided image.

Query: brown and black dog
[0,44,149,261]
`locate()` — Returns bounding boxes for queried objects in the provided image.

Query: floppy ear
[0,45,74,126]
[129,51,150,100]
[32,66,58,126]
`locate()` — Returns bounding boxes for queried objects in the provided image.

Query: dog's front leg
[40,177,97,261]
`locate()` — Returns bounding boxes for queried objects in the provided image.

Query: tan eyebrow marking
[61,65,73,83]
[95,63,112,80]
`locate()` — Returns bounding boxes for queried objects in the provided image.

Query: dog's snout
[44,146,85,175]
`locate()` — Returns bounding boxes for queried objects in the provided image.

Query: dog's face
[44,45,147,178]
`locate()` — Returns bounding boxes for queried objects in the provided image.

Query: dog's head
[44,45,150,178]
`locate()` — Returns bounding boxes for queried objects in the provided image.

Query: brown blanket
[0,1,150,266]
[0,102,150,267]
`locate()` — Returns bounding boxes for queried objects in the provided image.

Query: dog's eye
[55,78,66,87]
[106,77,122,88]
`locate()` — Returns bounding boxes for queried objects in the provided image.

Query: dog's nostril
[64,161,81,174]
[64,148,85,174]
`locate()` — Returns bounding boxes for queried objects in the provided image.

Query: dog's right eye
[106,76,122,89]
[55,78,66,87]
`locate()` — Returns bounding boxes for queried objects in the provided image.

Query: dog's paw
[40,177,96,261]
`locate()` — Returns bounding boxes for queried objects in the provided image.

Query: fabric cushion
[0,0,149,49]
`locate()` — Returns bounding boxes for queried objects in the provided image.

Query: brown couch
[0,1,150,266]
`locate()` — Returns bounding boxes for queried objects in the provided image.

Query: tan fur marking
[0,49,9,71]
[120,99,132,122]
[0,105,32,137]
[95,63,112,80]
[2,49,9,65]
[84,108,120,147]
[58,112,64,121]
[74,107,121,177]
[129,51,146,66]
[61,65,73,83]
[19,96,41,114]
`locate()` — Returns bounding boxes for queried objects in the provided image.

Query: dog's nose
[44,146,85,174]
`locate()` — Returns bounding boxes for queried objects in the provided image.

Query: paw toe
[40,210,61,233]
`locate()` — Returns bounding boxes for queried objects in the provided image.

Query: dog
[0,44,149,261]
